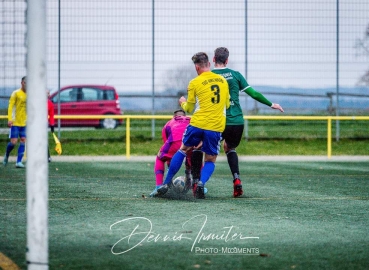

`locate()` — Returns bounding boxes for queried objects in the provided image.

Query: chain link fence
[1,0,369,114]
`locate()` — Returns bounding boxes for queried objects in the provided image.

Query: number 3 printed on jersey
[211,84,220,104]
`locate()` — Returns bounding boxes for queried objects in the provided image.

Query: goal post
[26,0,48,269]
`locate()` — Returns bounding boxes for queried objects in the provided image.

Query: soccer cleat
[233,178,243,198]
[156,184,170,196]
[194,181,205,199]
[15,162,25,168]
[3,155,8,166]
[149,187,159,197]
[48,157,52,163]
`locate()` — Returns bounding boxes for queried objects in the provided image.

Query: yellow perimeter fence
[1,115,369,159]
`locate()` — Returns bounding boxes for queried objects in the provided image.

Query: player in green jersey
[212,47,284,197]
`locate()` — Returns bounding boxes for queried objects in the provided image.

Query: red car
[50,85,122,129]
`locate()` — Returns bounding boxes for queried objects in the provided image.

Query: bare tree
[355,23,369,86]
[162,65,197,96]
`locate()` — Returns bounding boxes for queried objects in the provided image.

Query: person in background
[3,76,27,168]
[47,90,55,162]
[212,47,284,197]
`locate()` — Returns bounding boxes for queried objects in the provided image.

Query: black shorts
[222,125,244,149]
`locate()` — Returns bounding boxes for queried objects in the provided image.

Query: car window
[104,90,115,101]
[52,87,116,103]
[81,88,100,101]
[80,88,115,101]
[52,88,79,103]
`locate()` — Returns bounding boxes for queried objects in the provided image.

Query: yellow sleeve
[181,101,195,113]
[181,79,197,113]
[7,93,16,121]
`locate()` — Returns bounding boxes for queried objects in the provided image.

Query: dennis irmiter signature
[110,214,259,255]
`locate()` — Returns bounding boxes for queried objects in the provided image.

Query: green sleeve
[243,87,272,107]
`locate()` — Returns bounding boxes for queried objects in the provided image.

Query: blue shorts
[9,126,27,139]
[182,125,222,156]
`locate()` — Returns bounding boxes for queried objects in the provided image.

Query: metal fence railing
[2,114,368,158]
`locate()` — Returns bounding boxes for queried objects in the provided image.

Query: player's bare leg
[183,154,193,193]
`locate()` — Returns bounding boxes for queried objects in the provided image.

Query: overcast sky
[1,0,369,93]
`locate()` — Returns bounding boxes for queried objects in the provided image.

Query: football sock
[154,156,165,186]
[226,150,240,180]
[184,155,191,168]
[191,149,203,180]
[200,161,215,185]
[5,142,15,157]
[184,157,191,178]
[163,150,186,185]
[17,142,25,163]
[185,169,191,179]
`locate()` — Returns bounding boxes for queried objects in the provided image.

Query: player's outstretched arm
[271,103,284,112]
[244,86,284,112]
[244,87,273,107]
[179,96,195,113]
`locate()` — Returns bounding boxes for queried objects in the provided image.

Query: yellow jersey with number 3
[186,71,229,132]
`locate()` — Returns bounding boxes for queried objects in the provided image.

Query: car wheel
[100,116,118,129]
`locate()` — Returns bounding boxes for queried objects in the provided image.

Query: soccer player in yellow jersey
[157,52,230,199]
[3,76,27,168]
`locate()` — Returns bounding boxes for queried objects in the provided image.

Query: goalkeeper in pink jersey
[150,109,203,197]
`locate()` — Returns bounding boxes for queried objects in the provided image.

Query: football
[172,176,186,193]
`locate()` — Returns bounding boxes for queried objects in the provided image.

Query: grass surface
[1,161,369,269]
[2,128,368,156]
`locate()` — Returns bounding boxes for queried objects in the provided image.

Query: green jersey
[212,67,272,125]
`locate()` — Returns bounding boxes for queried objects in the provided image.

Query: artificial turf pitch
[1,160,369,270]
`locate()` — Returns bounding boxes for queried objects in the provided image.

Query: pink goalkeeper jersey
[162,115,191,143]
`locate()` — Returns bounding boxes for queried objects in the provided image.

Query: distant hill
[118,86,369,114]
[1,86,368,114]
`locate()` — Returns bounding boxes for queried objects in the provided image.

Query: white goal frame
[26,0,48,269]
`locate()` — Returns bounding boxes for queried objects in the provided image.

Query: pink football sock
[154,156,165,186]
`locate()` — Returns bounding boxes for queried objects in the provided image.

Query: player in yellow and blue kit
[157,52,230,199]
[3,76,27,168]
